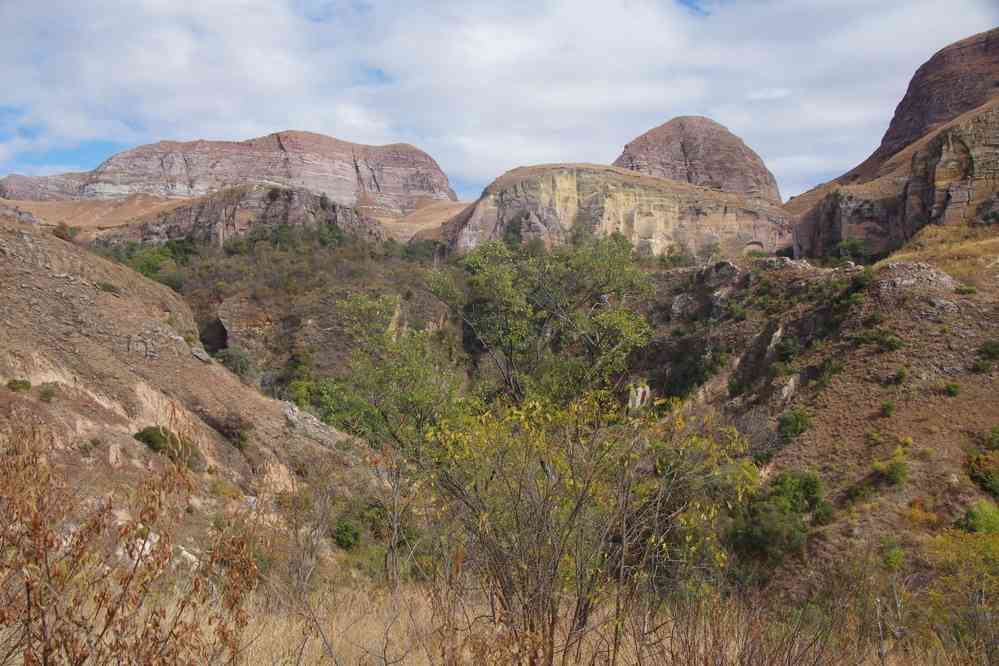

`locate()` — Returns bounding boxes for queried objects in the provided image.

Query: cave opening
[199,318,229,354]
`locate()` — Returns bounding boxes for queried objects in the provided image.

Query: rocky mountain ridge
[0,130,457,217]
[442,163,791,258]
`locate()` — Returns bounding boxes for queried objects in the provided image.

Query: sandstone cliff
[0,130,457,216]
[95,184,384,247]
[614,116,781,205]
[791,27,999,257]
[443,164,791,258]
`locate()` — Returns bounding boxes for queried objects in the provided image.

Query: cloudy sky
[1,1,996,201]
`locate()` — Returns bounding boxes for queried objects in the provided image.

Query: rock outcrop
[791,27,999,258]
[614,116,782,205]
[0,130,457,216]
[95,185,384,247]
[443,164,791,257]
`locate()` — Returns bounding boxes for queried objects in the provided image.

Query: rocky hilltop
[442,164,790,257]
[0,130,457,217]
[96,184,384,247]
[614,116,782,204]
[791,27,999,257]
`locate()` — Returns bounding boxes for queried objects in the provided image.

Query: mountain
[614,116,782,205]
[0,130,457,217]
[442,163,790,258]
[791,27,999,257]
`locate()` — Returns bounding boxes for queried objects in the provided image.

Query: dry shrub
[0,426,256,664]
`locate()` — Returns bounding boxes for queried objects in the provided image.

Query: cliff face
[0,130,457,216]
[792,27,999,258]
[444,164,791,258]
[614,116,781,205]
[95,185,384,247]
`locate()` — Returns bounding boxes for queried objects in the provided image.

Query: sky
[1,1,996,202]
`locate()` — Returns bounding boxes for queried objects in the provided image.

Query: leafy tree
[429,235,652,402]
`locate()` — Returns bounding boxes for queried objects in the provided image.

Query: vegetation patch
[5,379,31,393]
[133,426,205,472]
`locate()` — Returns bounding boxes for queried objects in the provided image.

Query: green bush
[880,400,895,418]
[955,284,977,295]
[943,383,960,397]
[979,340,999,361]
[890,367,908,385]
[969,450,999,498]
[776,337,801,363]
[53,222,80,241]
[873,448,909,486]
[133,426,205,472]
[778,407,812,442]
[333,519,360,550]
[972,358,993,374]
[6,379,31,393]
[986,427,999,451]
[962,500,999,535]
[216,346,255,381]
[38,384,57,403]
[729,470,828,562]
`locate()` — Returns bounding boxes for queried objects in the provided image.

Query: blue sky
[1,1,996,201]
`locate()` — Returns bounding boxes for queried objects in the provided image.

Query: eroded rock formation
[95,185,384,247]
[0,130,456,217]
[614,116,781,205]
[791,27,999,257]
[443,164,790,258]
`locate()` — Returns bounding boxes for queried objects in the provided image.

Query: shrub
[778,407,811,442]
[39,384,57,403]
[52,222,80,241]
[133,426,205,472]
[217,412,254,450]
[5,379,31,393]
[216,346,255,381]
[776,337,801,363]
[96,281,121,295]
[986,427,999,451]
[943,382,960,397]
[880,400,895,417]
[962,500,999,535]
[333,518,360,550]
[955,284,977,295]
[969,450,999,497]
[873,447,909,486]
[979,340,999,361]
[730,470,828,562]
[882,540,906,570]
[972,358,993,374]
[890,367,908,385]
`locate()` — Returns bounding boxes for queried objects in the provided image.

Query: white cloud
[0,0,996,201]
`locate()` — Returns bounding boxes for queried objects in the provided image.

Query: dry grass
[878,225,999,289]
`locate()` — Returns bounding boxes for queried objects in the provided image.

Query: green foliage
[955,284,977,295]
[986,427,999,451]
[835,238,871,264]
[881,539,906,570]
[333,519,361,550]
[133,426,205,472]
[962,500,999,535]
[880,400,895,418]
[979,340,999,361]
[730,470,828,563]
[890,367,908,385]
[775,336,801,363]
[401,239,440,262]
[5,379,30,393]
[873,447,909,486]
[99,238,196,292]
[853,328,904,351]
[215,346,255,381]
[969,450,999,498]
[53,222,80,241]
[429,235,652,402]
[38,384,56,403]
[659,243,697,268]
[943,382,961,397]
[778,407,811,442]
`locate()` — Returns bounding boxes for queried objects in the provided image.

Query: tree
[429,235,652,403]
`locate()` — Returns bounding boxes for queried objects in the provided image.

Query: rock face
[95,185,384,247]
[613,116,782,204]
[0,130,457,216]
[443,164,791,257]
[791,28,999,258]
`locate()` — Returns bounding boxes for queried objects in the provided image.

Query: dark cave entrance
[199,317,229,354]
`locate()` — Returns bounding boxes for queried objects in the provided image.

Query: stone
[443,164,791,258]
[791,28,999,257]
[0,130,456,217]
[614,116,781,204]
[191,348,212,363]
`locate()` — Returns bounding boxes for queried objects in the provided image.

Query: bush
[39,384,57,403]
[979,340,999,361]
[96,281,121,295]
[880,400,895,417]
[217,412,254,450]
[776,337,801,363]
[943,382,960,397]
[986,427,999,451]
[962,500,999,535]
[133,426,205,472]
[969,450,999,497]
[52,222,80,241]
[873,447,909,486]
[778,407,812,442]
[972,358,993,373]
[333,519,360,550]
[890,367,908,385]
[730,470,828,562]
[215,346,255,381]
[5,379,31,393]
[955,284,977,295]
